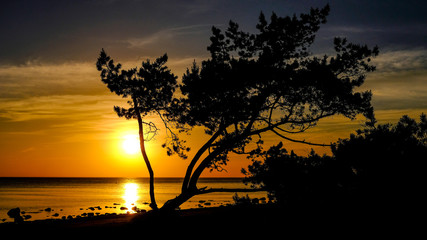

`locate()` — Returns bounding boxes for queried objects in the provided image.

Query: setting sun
[122,135,140,155]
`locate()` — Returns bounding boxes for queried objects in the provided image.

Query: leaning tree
[161,4,378,210]
[96,51,182,210]
[96,5,379,211]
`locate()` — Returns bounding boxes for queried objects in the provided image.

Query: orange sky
[0,73,423,178]
[1,1,427,177]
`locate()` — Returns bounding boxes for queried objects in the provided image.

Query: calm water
[0,178,266,223]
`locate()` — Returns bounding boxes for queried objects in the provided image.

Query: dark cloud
[1,0,426,63]
[1,0,427,111]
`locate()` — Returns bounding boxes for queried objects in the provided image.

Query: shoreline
[0,204,418,237]
[0,177,262,223]
[0,200,238,223]
[0,205,288,234]
[1,210,140,225]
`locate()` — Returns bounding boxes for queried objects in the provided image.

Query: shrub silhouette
[243,142,350,208]
[243,114,427,215]
[333,114,427,211]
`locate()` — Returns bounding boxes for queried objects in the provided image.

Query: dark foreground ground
[0,204,422,238]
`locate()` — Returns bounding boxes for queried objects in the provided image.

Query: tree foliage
[242,142,350,207]
[332,114,427,202]
[96,50,181,210]
[97,51,177,118]
[174,4,377,167]
[162,4,379,210]
[96,50,189,158]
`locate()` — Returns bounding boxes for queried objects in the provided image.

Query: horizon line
[0,176,244,179]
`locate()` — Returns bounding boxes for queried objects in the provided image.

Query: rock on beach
[7,208,24,223]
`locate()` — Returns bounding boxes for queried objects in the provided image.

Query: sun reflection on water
[123,183,139,213]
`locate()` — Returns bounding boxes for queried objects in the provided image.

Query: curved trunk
[138,116,158,210]
[134,100,158,210]
[163,121,257,210]
[161,190,195,212]
[161,151,222,211]
[181,128,224,192]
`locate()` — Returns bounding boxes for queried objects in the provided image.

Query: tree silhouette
[96,50,182,210]
[242,142,350,208]
[161,4,379,210]
[332,114,427,212]
[242,114,427,215]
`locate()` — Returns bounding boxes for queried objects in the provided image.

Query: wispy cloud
[0,60,122,139]
[373,48,427,73]
[367,70,427,110]
[0,61,104,98]
[126,24,213,49]
[0,59,175,146]
[0,94,121,122]
[365,48,427,111]
[324,25,385,34]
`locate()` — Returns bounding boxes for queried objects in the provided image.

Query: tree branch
[250,111,336,137]
[275,125,309,134]
[155,109,177,139]
[270,128,331,147]
[196,187,266,195]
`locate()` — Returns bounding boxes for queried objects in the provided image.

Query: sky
[1,0,427,177]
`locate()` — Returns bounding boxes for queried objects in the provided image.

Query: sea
[0,178,266,223]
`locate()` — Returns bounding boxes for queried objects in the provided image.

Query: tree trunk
[161,190,195,212]
[160,186,266,211]
[161,122,258,211]
[161,151,223,211]
[134,100,158,210]
[181,128,224,192]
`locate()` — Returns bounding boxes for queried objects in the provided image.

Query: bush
[242,142,350,208]
[243,114,427,212]
[332,114,427,209]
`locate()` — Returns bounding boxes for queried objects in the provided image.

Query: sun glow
[123,183,140,213]
[122,134,140,155]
